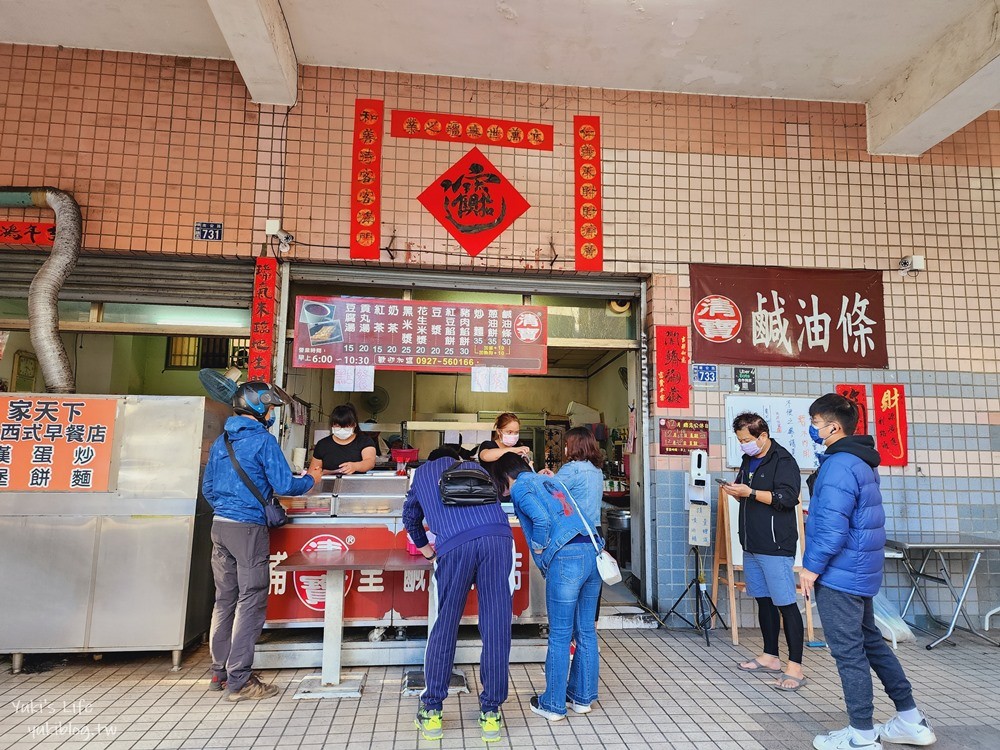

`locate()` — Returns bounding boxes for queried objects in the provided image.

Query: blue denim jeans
[539,542,602,714]
[815,583,916,730]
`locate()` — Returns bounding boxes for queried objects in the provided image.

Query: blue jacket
[553,460,603,529]
[802,435,885,597]
[402,457,512,556]
[511,472,602,574]
[202,416,314,525]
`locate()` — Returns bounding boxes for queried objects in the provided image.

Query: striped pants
[421,535,514,713]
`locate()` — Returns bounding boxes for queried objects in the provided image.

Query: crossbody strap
[557,480,602,555]
[223,434,269,509]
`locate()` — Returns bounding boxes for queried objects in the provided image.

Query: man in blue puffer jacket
[800,394,935,750]
[202,382,314,702]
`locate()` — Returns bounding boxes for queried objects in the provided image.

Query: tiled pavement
[3,627,1000,750]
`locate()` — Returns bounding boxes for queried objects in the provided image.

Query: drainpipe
[0,187,82,393]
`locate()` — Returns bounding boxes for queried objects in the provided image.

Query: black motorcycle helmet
[232,382,292,423]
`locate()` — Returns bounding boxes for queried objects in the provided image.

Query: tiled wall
[3,43,999,622]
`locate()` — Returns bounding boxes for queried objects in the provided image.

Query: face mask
[500,433,520,447]
[740,438,761,457]
[809,424,827,445]
[332,428,355,440]
[264,413,276,429]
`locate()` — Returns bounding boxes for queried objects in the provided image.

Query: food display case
[256,471,548,668]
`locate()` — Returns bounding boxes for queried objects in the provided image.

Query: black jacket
[733,440,802,557]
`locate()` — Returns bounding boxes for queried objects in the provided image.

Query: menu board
[0,396,118,492]
[292,296,548,374]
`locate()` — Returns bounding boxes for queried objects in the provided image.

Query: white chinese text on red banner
[690,264,888,368]
[292,296,547,374]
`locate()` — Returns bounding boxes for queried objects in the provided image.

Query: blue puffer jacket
[202,416,314,525]
[511,472,602,574]
[802,435,885,597]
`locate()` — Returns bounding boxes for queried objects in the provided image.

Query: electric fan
[198,367,241,404]
[363,386,391,419]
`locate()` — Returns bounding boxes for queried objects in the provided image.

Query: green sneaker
[479,711,503,742]
[415,707,443,741]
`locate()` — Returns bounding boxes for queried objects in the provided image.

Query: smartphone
[714,477,731,486]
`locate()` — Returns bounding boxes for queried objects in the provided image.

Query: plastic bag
[873,592,915,645]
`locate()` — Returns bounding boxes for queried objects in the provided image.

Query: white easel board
[725,395,821,469]
[725,495,804,569]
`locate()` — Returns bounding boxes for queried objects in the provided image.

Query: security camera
[898,255,925,276]
[276,229,294,245]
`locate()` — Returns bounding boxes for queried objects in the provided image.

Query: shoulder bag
[439,461,499,506]
[561,482,623,585]
[223,434,289,528]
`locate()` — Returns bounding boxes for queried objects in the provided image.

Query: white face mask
[500,433,520,447]
[331,427,354,440]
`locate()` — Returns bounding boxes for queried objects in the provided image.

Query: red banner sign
[659,418,709,456]
[574,116,603,271]
[655,326,690,409]
[391,109,553,151]
[873,384,908,466]
[266,524,530,624]
[836,383,869,435]
[248,257,277,381]
[0,221,55,246]
[690,264,888,368]
[292,296,547,373]
[418,146,529,257]
[0,396,118,492]
[349,99,384,260]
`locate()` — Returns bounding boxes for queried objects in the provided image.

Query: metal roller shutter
[0,251,255,308]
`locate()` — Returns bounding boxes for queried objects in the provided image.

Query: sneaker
[225,674,279,702]
[875,713,937,746]
[414,707,443,741]
[208,673,227,692]
[567,700,592,714]
[529,695,565,722]
[813,726,882,750]
[479,711,502,742]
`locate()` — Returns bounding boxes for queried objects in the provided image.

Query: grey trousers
[209,519,270,692]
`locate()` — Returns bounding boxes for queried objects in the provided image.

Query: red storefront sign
[292,296,548,373]
[0,221,55,245]
[873,384,908,466]
[391,109,553,151]
[573,116,604,271]
[248,257,277,381]
[418,147,530,257]
[0,396,117,492]
[265,524,531,623]
[349,99,384,260]
[836,384,869,435]
[690,264,888,368]
[659,418,709,456]
[655,326,690,409]
[266,524,398,623]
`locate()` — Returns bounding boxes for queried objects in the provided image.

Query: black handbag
[438,461,499,506]
[223,434,289,528]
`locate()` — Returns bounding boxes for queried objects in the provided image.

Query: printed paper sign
[659,418,709,456]
[873,384,908,466]
[0,397,118,492]
[655,326,690,408]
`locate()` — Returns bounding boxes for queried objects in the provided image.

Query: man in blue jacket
[800,394,935,750]
[401,449,513,743]
[202,382,314,702]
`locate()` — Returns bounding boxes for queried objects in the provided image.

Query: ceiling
[3,1,998,155]
[0,0,983,103]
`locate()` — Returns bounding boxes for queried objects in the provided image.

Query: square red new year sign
[418,147,530,257]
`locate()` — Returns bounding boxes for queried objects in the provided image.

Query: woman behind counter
[308,404,377,483]
[494,453,603,722]
[722,411,806,692]
[478,412,532,465]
